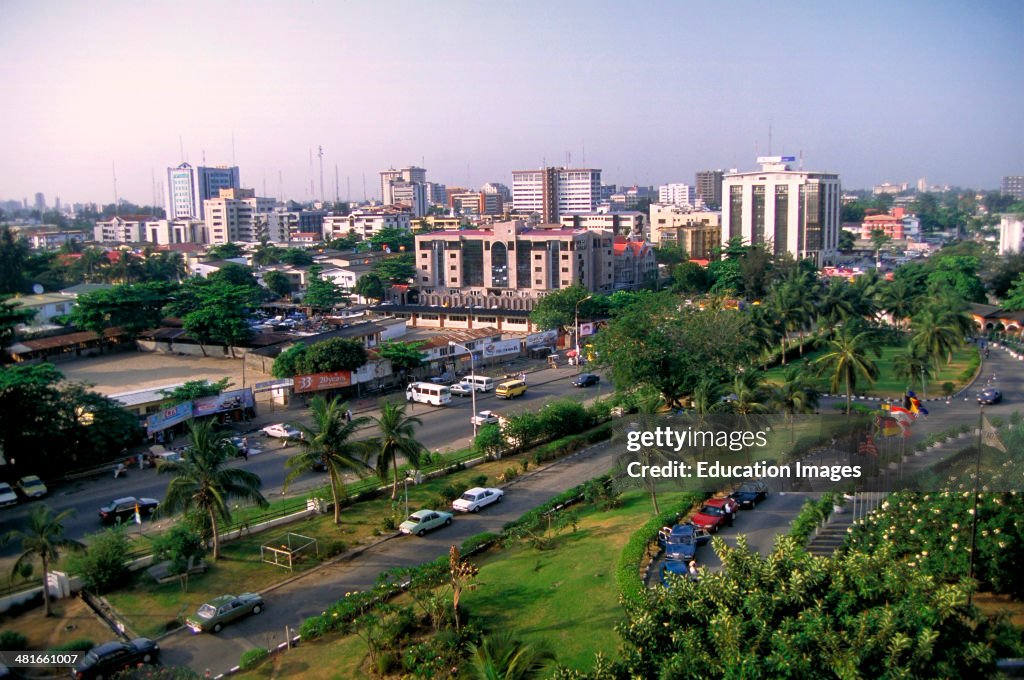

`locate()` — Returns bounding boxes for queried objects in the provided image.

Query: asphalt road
[0,366,608,556]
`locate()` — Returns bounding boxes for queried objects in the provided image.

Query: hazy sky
[2,0,1021,206]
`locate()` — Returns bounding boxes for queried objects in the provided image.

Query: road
[0,365,608,556]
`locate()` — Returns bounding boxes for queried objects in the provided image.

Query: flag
[134,503,142,525]
[982,416,1007,452]
[908,395,929,416]
[876,415,903,437]
[890,405,915,423]
[858,436,878,457]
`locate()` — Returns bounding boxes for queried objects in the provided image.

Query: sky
[1,0,1022,206]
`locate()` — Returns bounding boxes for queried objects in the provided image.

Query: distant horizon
[2,1,1021,205]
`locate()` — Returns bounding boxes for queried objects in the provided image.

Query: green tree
[67,526,131,594]
[1000,272,1024,311]
[879,278,920,330]
[0,227,29,294]
[528,285,601,332]
[0,295,36,347]
[284,396,372,525]
[368,402,426,500]
[372,253,415,284]
[303,268,346,310]
[469,631,555,680]
[925,255,986,303]
[151,523,207,592]
[838,229,856,252]
[159,378,233,406]
[354,273,386,301]
[892,347,932,392]
[208,262,261,290]
[157,420,268,560]
[272,342,308,378]
[910,305,967,376]
[670,261,710,294]
[71,282,174,344]
[813,325,881,412]
[302,337,367,373]
[262,270,292,299]
[377,340,424,376]
[206,242,244,260]
[251,239,282,267]
[168,279,259,357]
[368,226,414,253]
[870,228,891,262]
[769,367,819,439]
[2,505,83,616]
[278,248,313,266]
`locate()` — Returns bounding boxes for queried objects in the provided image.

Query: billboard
[294,370,353,394]
[253,378,294,393]
[526,329,558,348]
[482,339,521,358]
[146,402,193,435]
[193,388,255,417]
[579,322,596,337]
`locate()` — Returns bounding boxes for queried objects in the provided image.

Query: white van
[406,382,452,406]
[463,375,496,393]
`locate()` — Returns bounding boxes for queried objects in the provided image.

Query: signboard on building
[482,339,521,358]
[525,329,558,348]
[294,371,353,394]
[146,402,193,435]
[193,388,255,417]
[253,378,295,393]
[578,322,595,337]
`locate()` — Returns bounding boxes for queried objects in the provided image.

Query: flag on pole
[134,503,142,525]
[981,416,1007,452]
[890,405,915,423]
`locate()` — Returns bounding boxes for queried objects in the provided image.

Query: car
[471,410,500,426]
[730,480,769,509]
[691,502,731,533]
[978,388,1002,405]
[452,487,504,513]
[186,593,265,634]
[15,475,47,499]
[660,560,691,587]
[0,482,17,507]
[399,509,453,536]
[572,373,600,387]
[99,496,160,525]
[450,382,474,397]
[261,423,301,439]
[659,523,710,561]
[73,638,160,679]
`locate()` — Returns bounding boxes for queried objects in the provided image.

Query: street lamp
[403,470,412,518]
[449,341,478,436]
[574,295,593,373]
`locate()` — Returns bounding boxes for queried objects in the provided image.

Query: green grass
[763,342,979,398]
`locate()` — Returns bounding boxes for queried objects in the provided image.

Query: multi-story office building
[658,183,696,207]
[94,215,148,243]
[390,180,427,217]
[721,157,841,265]
[511,167,601,222]
[380,166,427,205]
[425,182,448,207]
[695,170,724,210]
[257,210,326,243]
[860,208,911,240]
[203,188,275,244]
[165,163,240,220]
[324,207,411,241]
[143,218,207,245]
[481,182,512,204]
[559,212,646,239]
[1002,176,1024,201]
[648,204,721,258]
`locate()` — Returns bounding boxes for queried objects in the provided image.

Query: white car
[261,423,301,439]
[470,410,500,426]
[452,487,504,513]
[0,482,17,507]
[450,383,474,397]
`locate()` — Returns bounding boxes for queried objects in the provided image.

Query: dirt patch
[973,592,1024,628]
[0,596,116,649]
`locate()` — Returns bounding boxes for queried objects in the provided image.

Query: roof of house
[59,283,115,296]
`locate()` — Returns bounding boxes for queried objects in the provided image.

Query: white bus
[463,375,496,392]
[406,382,452,406]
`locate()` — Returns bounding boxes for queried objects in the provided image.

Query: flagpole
[967,404,983,605]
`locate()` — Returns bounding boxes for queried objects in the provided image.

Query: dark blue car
[660,523,710,562]
[660,561,690,587]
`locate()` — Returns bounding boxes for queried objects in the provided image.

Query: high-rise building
[165,163,240,220]
[425,182,448,207]
[390,180,428,217]
[721,157,841,265]
[511,167,601,222]
[1002,176,1024,201]
[203,188,275,244]
[695,170,724,210]
[658,183,696,207]
[380,166,427,205]
[34,192,46,212]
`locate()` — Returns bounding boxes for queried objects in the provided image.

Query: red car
[691,497,737,533]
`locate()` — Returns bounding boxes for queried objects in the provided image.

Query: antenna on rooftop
[318,145,325,204]
[112,162,119,215]
[768,120,773,156]
[335,164,340,203]
[799,150,804,170]
[278,170,283,201]
[202,149,206,165]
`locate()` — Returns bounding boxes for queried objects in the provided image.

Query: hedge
[788,492,836,544]
[616,493,704,607]
[239,647,269,670]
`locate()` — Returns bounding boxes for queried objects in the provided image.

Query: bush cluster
[238,647,269,670]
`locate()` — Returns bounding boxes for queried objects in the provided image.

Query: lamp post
[403,471,411,518]
[449,341,478,436]
[574,295,592,373]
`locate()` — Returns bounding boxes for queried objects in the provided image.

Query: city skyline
[1,0,1021,205]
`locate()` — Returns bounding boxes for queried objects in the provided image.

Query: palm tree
[892,347,932,392]
[816,280,858,332]
[285,395,373,525]
[880,278,918,331]
[769,367,820,439]
[368,402,426,501]
[813,326,881,413]
[910,305,966,375]
[767,282,805,365]
[2,505,83,616]
[158,420,268,560]
[251,238,281,268]
[468,631,555,680]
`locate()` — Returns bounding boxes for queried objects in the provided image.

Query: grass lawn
[763,341,979,398]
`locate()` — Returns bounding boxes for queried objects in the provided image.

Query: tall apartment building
[380,166,427,205]
[511,167,601,222]
[390,180,427,217]
[658,183,696,207]
[721,157,841,265]
[165,163,240,220]
[1002,176,1024,201]
[695,170,724,210]
[203,188,275,244]
[425,182,448,207]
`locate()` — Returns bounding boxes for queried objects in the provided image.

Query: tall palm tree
[892,347,932,392]
[468,631,555,680]
[767,283,805,365]
[2,505,83,616]
[158,420,268,559]
[910,305,966,375]
[849,269,883,322]
[285,395,373,525]
[816,280,858,332]
[769,367,820,439]
[368,402,426,501]
[880,278,919,331]
[813,326,881,413]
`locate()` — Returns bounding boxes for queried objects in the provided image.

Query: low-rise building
[94,215,150,243]
[648,204,721,257]
[324,207,411,241]
[559,211,646,239]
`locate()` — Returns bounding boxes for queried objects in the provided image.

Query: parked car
[691,502,731,533]
[572,373,600,387]
[660,560,690,587]
[452,487,504,513]
[399,509,453,536]
[0,482,17,507]
[15,475,47,499]
[261,423,301,439]
[186,593,265,634]
[470,410,500,426]
[978,388,1002,405]
[659,523,710,561]
[730,480,769,509]
[73,638,160,679]
[99,497,160,525]
[450,383,474,397]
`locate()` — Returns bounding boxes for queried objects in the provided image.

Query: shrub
[382,515,397,531]
[323,540,348,557]
[51,638,95,652]
[0,631,27,649]
[471,474,488,487]
[239,647,269,670]
[461,532,500,556]
[438,483,467,503]
[788,493,835,544]
[68,526,131,594]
